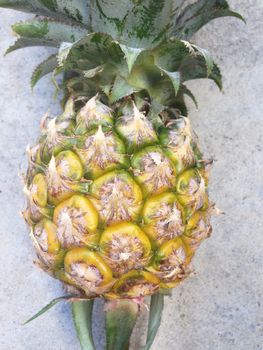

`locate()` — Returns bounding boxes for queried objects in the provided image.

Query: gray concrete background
[0,1,262,349]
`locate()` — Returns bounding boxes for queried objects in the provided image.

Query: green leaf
[191,44,214,76]
[157,68,180,95]
[0,0,90,25]
[141,293,164,350]
[127,55,161,91]
[48,0,90,25]
[89,0,181,48]
[109,74,134,104]
[179,50,222,89]
[126,53,175,106]
[119,44,142,73]
[153,40,222,90]
[105,299,139,350]
[63,33,119,67]
[38,0,56,11]
[0,0,47,13]
[120,0,175,47]
[56,33,126,96]
[89,0,133,37]
[57,41,74,66]
[210,62,222,90]
[24,295,72,325]
[153,40,190,72]
[12,18,87,44]
[83,65,104,78]
[72,300,95,350]
[5,37,58,55]
[173,0,245,40]
[31,54,58,88]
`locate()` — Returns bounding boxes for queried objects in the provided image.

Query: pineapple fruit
[1,0,242,349]
[25,95,212,298]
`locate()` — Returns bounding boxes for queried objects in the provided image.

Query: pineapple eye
[64,247,113,296]
[75,126,128,179]
[99,222,152,276]
[142,192,185,247]
[147,237,191,288]
[159,123,197,173]
[55,150,83,181]
[75,96,113,134]
[108,270,160,299]
[176,168,208,215]
[176,168,202,195]
[29,173,48,207]
[33,219,60,254]
[116,103,158,151]
[53,195,99,249]
[90,170,143,225]
[46,153,89,205]
[30,219,65,268]
[131,146,176,195]
[183,210,212,250]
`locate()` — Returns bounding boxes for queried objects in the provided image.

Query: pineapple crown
[1,0,243,115]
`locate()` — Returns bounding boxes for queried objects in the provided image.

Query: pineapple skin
[23,95,212,300]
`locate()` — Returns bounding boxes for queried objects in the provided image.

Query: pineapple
[1,1,243,349]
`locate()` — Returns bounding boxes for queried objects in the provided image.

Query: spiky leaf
[39,0,90,25]
[105,299,139,350]
[119,44,142,73]
[83,65,104,78]
[142,293,164,350]
[24,295,72,324]
[173,0,245,40]
[0,0,90,25]
[5,37,58,54]
[154,40,222,89]
[61,33,122,67]
[0,0,49,13]
[157,69,181,95]
[12,18,87,44]
[31,54,58,88]
[108,74,134,104]
[89,0,182,48]
[72,300,95,350]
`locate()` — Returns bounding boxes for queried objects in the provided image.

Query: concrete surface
[0,1,262,349]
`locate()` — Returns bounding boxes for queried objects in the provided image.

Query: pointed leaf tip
[158,68,181,95]
[172,0,244,40]
[119,44,143,72]
[31,54,58,89]
[5,37,58,56]
[23,295,72,325]
[109,75,134,104]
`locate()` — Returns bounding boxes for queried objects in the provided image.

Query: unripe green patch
[55,150,83,181]
[131,146,176,195]
[12,20,49,39]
